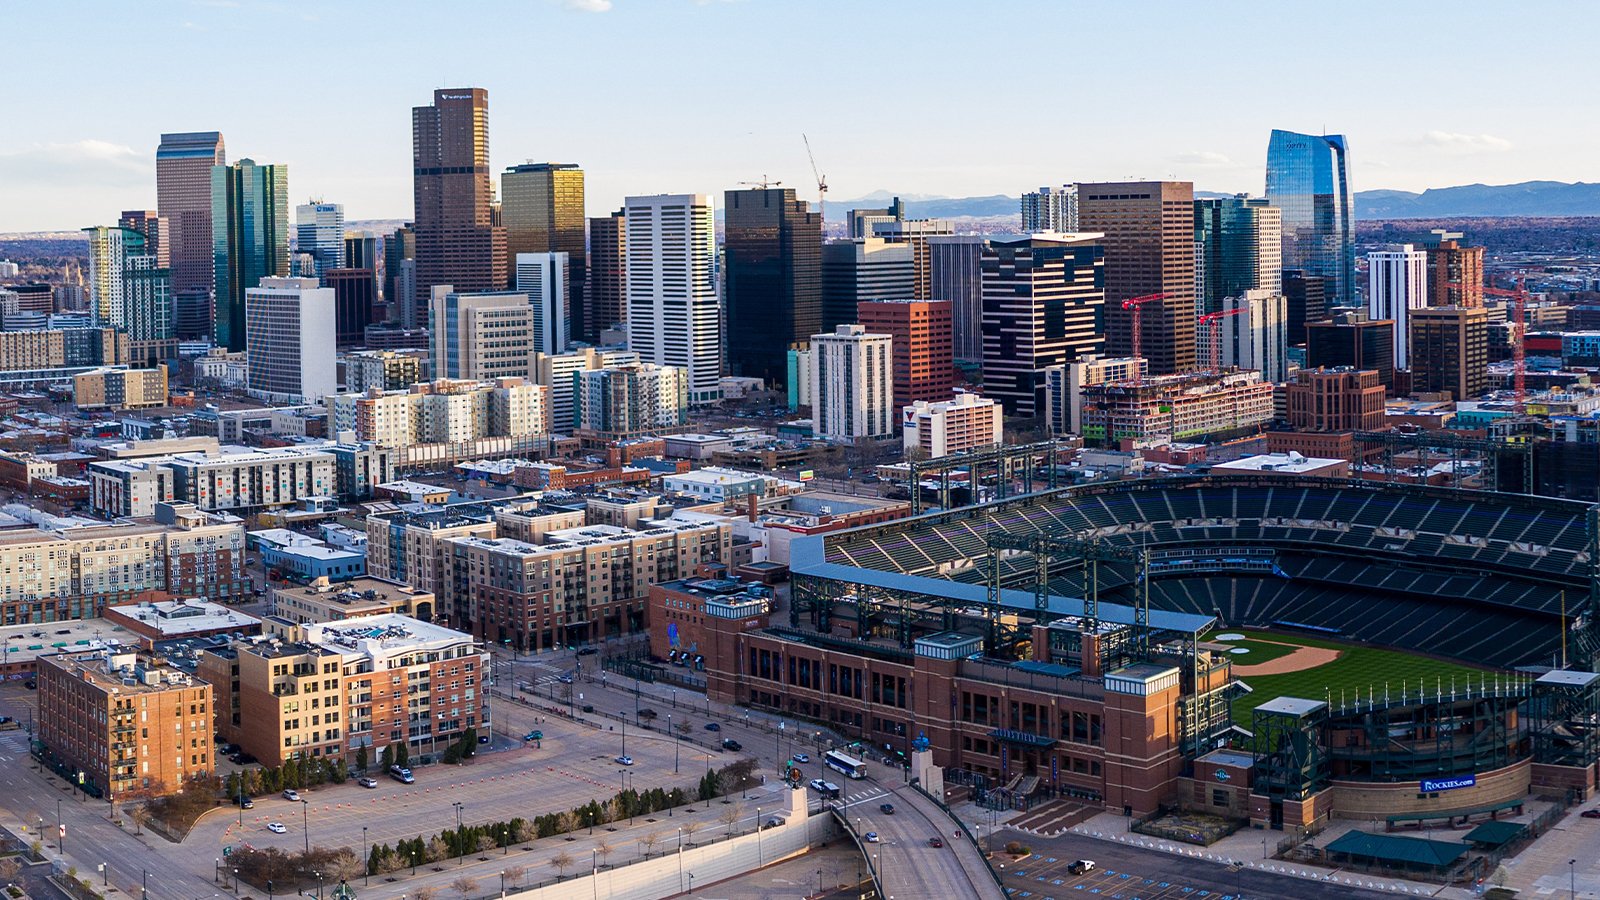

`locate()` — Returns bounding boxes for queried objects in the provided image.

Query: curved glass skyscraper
[1265,130,1355,308]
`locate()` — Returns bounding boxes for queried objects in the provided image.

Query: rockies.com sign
[1420,775,1476,792]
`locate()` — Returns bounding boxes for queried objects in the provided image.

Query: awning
[1325,831,1467,869]
[1463,820,1526,848]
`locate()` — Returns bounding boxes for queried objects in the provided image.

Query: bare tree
[413,888,438,900]
[679,820,701,847]
[594,839,613,869]
[548,850,574,879]
[330,850,364,883]
[0,857,21,885]
[638,831,661,859]
[556,811,579,836]
[719,803,743,836]
[503,865,527,888]
[426,837,450,863]
[475,834,497,854]
[449,875,478,897]
[128,806,147,835]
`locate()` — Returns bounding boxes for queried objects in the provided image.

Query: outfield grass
[1226,630,1490,725]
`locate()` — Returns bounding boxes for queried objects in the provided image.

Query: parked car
[557,675,574,685]
[389,765,415,784]
[637,708,658,720]
[864,832,879,843]
[791,752,810,764]
[576,647,598,656]
[266,822,287,834]
[357,777,378,789]
[928,837,944,848]
[1067,860,1096,875]
[282,789,300,802]
[580,704,594,713]
[23,680,35,690]
[879,802,895,815]
[234,796,254,808]
[704,723,721,732]
[524,730,543,742]
[1584,810,1600,819]
[721,738,742,751]
[615,755,634,766]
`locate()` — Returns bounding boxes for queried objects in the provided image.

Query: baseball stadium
[729,472,1600,833]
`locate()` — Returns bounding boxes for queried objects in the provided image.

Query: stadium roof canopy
[791,535,1216,635]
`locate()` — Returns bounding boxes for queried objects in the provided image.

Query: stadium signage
[1420,774,1476,793]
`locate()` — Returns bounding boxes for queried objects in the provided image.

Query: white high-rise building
[514,252,570,355]
[245,276,336,403]
[83,226,128,324]
[624,193,721,405]
[1219,289,1289,383]
[810,324,894,442]
[1020,185,1077,232]
[1367,244,1429,371]
[294,202,345,282]
[429,287,534,381]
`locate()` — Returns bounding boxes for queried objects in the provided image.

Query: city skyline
[2,0,1593,232]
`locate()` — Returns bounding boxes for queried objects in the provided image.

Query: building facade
[1305,312,1394,392]
[295,202,345,281]
[1283,270,1327,345]
[1044,355,1147,437]
[1265,130,1355,307]
[211,159,290,351]
[811,325,895,442]
[927,235,988,363]
[1367,244,1428,371]
[624,194,721,404]
[326,268,377,348]
[514,252,569,355]
[574,363,688,437]
[981,234,1106,418]
[1423,233,1485,309]
[502,163,587,338]
[1408,305,1489,401]
[429,288,534,381]
[820,239,914,332]
[856,299,954,410]
[1219,289,1289,383]
[245,277,336,403]
[1193,196,1282,315]
[1284,367,1385,432]
[1079,370,1275,445]
[1021,185,1077,233]
[156,132,226,296]
[587,209,626,340]
[1077,181,1197,376]
[724,188,823,387]
[902,391,1003,458]
[412,88,507,311]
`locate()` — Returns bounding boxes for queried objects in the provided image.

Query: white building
[294,202,345,281]
[661,467,804,502]
[1043,355,1146,437]
[534,347,641,432]
[811,324,894,442]
[89,446,337,517]
[429,287,534,381]
[624,194,721,405]
[574,363,687,434]
[1020,185,1077,232]
[902,391,1003,459]
[514,252,569,356]
[1219,289,1289,383]
[1367,244,1428,371]
[245,276,336,403]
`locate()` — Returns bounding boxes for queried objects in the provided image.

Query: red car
[928,837,945,848]
[1582,809,1600,819]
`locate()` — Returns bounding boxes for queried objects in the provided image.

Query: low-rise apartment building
[38,648,212,798]
[89,446,337,517]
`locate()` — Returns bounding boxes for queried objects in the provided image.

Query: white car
[266,822,287,834]
[615,755,634,766]
[864,831,880,843]
[282,789,300,802]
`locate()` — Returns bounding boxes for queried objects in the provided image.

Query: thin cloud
[564,0,613,11]
[1173,151,1234,167]
[0,140,150,189]
[1420,130,1512,152]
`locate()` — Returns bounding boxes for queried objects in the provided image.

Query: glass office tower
[1265,130,1355,308]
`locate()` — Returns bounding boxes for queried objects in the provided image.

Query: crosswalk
[0,730,27,762]
[835,785,889,809]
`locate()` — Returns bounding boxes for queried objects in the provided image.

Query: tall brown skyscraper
[1076,181,1197,376]
[1422,231,1485,308]
[724,187,822,387]
[503,163,588,337]
[412,89,506,313]
[587,209,626,338]
[155,132,225,295]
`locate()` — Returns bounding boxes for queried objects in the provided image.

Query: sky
[2,0,1595,233]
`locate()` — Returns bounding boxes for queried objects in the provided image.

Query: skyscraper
[384,225,414,313]
[811,325,895,441]
[724,187,822,387]
[856,299,954,409]
[118,211,170,269]
[1193,196,1281,314]
[84,226,174,365]
[587,210,626,339]
[503,163,587,337]
[514,252,570,355]
[1306,312,1395,393]
[295,201,346,281]
[1021,185,1077,232]
[927,235,988,363]
[412,89,506,312]
[326,268,377,348]
[156,132,225,296]
[1282,270,1328,345]
[429,287,534,381]
[1421,231,1485,308]
[245,276,336,403]
[1265,130,1355,307]
[981,234,1106,417]
[820,239,914,331]
[1408,305,1488,400]
[872,219,954,301]
[848,197,905,240]
[212,159,289,351]
[624,194,720,405]
[1218,289,1289,383]
[1077,181,1198,376]
[1367,244,1428,371]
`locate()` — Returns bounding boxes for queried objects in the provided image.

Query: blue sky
[1,0,1592,232]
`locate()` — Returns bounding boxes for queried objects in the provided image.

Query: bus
[824,750,866,780]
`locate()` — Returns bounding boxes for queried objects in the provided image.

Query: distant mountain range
[836,182,1600,222]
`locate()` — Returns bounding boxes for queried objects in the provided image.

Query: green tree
[379,745,393,770]
[355,746,369,773]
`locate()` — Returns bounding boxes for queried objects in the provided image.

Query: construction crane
[1448,274,1529,411]
[1120,292,1170,383]
[738,176,782,189]
[802,134,828,225]
[1198,307,1245,373]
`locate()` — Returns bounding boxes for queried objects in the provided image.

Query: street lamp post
[756,807,762,866]
[1571,859,1577,900]
[453,802,465,865]
[621,718,626,757]
[56,798,62,853]
[677,828,685,893]
[669,713,679,773]
[141,870,148,900]
[301,799,310,855]
[362,826,368,885]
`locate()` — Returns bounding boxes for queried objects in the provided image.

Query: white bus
[824,750,866,780]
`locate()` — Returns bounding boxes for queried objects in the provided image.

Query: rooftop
[1211,452,1344,474]
[0,617,122,664]
[108,598,263,636]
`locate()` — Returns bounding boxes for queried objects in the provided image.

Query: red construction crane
[1198,307,1245,373]
[1447,274,1529,411]
[1120,292,1170,383]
